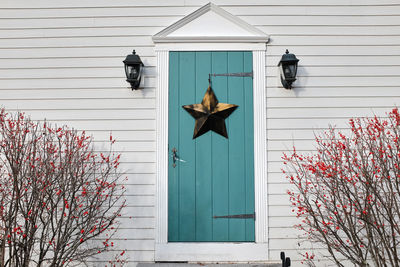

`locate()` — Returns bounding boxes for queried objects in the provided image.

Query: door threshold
[155,243,269,262]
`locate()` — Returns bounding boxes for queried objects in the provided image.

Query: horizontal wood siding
[258,1,400,265]
[0,0,399,265]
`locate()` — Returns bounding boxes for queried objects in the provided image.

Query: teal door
[168,51,254,242]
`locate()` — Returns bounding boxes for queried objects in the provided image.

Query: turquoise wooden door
[168,51,254,242]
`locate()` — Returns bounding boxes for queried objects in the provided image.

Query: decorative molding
[153,2,269,43]
[155,36,269,43]
[253,50,268,247]
[154,42,266,51]
[155,50,169,244]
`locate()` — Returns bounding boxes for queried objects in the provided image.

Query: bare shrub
[283,108,400,267]
[0,109,126,266]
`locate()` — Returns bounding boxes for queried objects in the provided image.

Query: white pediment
[153,3,269,43]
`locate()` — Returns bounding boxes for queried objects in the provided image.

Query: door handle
[172,147,177,168]
[171,147,186,168]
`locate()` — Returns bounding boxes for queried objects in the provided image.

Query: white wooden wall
[0,0,400,265]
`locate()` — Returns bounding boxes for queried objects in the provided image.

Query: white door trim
[153,2,268,262]
[154,45,268,261]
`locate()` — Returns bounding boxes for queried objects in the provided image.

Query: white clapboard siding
[88,240,155,251]
[269,194,293,206]
[0,98,156,110]
[266,55,400,66]
[5,15,398,29]
[0,57,157,68]
[0,7,195,19]
[273,65,400,77]
[4,106,156,119]
[0,17,181,29]
[268,76,400,88]
[87,252,155,264]
[124,185,154,195]
[99,162,155,172]
[116,217,154,228]
[0,67,156,78]
[184,0,400,5]
[243,15,400,26]
[269,183,296,196]
[267,87,400,97]
[108,228,155,240]
[267,77,400,87]
[0,36,155,48]
[125,174,155,185]
[269,140,325,151]
[267,96,400,108]
[0,27,164,39]
[261,25,400,36]
[90,131,156,142]
[2,0,400,8]
[267,117,372,129]
[226,5,400,15]
[0,1,400,266]
[0,89,156,101]
[268,128,358,140]
[3,5,400,18]
[0,77,156,89]
[0,47,156,58]
[267,45,400,56]
[120,196,154,207]
[111,152,156,163]
[0,67,126,78]
[269,35,400,46]
[270,216,300,228]
[13,120,155,131]
[0,0,185,8]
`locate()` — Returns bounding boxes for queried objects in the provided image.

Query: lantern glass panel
[281,63,297,80]
[125,64,141,80]
[283,65,292,79]
[131,66,139,79]
[288,64,297,78]
[124,64,131,79]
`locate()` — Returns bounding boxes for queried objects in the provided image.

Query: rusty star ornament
[182,86,238,139]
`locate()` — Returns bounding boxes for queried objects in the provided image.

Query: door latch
[172,147,177,168]
[171,147,186,168]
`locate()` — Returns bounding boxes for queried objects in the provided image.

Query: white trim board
[154,43,266,51]
[154,2,268,262]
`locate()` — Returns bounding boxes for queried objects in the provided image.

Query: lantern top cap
[278,49,299,66]
[123,50,144,66]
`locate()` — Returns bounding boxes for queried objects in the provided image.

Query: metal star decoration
[182,86,238,139]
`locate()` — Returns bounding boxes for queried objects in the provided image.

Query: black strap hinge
[210,71,253,78]
[213,212,255,220]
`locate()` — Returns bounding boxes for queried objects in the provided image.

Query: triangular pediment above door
[152,2,269,43]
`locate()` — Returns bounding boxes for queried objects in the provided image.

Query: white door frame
[154,42,268,262]
[153,2,269,261]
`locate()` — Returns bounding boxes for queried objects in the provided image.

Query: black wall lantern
[278,49,299,89]
[123,50,144,90]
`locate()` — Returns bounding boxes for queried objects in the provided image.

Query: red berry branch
[283,108,400,267]
[0,109,126,266]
